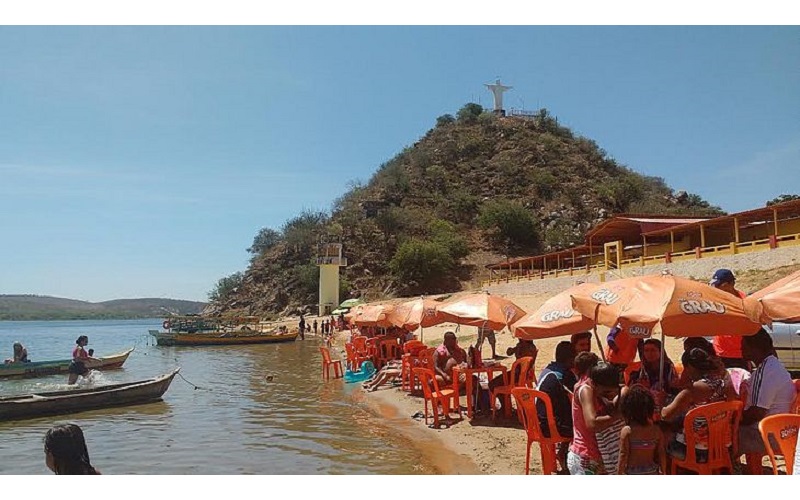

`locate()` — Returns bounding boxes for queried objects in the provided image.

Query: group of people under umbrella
[342,267,800,474]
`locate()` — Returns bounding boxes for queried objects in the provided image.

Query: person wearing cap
[709,269,748,370]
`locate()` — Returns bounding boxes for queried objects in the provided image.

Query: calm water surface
[0,319,435,474]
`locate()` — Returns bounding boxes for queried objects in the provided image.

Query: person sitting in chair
[433,331,468,387]
[487,339,538,415]
[737,328,796,472]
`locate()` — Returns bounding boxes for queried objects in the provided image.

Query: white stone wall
[484,246,800,296]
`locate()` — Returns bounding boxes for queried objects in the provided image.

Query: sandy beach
[319,291,684,475]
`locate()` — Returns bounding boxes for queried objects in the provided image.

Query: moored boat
[0,368,180,421]
[150,316,298,346]
[0,348,134,379]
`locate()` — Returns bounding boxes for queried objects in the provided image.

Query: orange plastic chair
[344,342,369,372]
[410,348,437,393]
[319,347,343,380]
[377,337,401,369]
[403,340,425,353]
[352,336,369,357]
[758,413,799,475]
[413,367,461,428]
[623,361,643,385]
[401,343,427,392]
[670,400,743,475]
[511,387,571,475]
[491,356,536,420]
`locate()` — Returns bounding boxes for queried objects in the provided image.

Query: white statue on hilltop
[484,79,513,111]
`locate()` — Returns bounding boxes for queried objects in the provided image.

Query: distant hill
[209,104,724,317]
[0,295,206,321]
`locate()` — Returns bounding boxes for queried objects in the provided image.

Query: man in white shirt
[739,329,796,460]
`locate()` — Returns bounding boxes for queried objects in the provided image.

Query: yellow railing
[481,231,800,288]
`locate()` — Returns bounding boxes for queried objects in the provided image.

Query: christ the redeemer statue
[485,79,512,112]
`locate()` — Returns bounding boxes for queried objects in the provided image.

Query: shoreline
[353,386,482,474]
[333,291,689,475]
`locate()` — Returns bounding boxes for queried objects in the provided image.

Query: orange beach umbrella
[437,293,526,331]
[571,274,761,375]
[387,297,445,341]
[352,304,395,328]
[570,274,761,338]
[744,270,800,324]
[512,282,599,340]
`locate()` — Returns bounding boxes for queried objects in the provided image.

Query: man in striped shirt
[738,329,796,461]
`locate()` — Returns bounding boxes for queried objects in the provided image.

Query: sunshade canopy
[570,274,761,338]
[352,304,395,328]
[437,293,526,331]
[512,282,598,340]
[744,270,800,324]
[339,298,365,308]
[388,297,445,330]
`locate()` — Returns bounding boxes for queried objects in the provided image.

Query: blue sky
[1,26,798,302]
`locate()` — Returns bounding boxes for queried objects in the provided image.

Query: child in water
[44,423,101,475]
[616,385,665,475]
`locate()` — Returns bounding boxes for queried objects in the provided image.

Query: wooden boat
[149,329,298,346]
[150,315,298,346]
[0,368,179,421]
[0,348,134,379]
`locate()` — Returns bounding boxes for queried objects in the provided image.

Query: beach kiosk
[317,242,347,316]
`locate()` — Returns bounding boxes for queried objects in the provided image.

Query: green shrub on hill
[208,272,243,302]
[478,199,541,256]
[389,239,455,294]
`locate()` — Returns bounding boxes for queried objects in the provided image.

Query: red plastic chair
[401,343,427,392]
[758,413,799,475]
[413,367,461,428]
[352,336,369,357]
[409,347,436,394]
[670,400,743,475]
[319,347,343,380]
[491,356,536,420]
[344,342,369,372]
[511,388,571,475]
[377,337,401,369]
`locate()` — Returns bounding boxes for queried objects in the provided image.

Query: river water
[0,319,436,474]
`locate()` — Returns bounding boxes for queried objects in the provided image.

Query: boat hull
[0,368,180,421]
[0,348,134,379]
[149,330,298,346]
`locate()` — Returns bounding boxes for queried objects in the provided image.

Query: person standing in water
[68,335,99,385]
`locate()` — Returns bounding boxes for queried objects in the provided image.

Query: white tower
[484,79,513,115]
[317,242,347,316]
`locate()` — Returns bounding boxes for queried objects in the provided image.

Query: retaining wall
[484,245,800,296]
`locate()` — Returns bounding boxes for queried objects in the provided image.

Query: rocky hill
[0,295,206,320]
[208,105,723,317]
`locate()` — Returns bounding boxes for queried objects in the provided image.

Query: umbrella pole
[592,305,607,362]
[659,331,665,391]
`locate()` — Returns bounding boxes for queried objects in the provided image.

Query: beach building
[483,198,800,286]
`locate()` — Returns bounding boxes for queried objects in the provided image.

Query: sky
[1,22,798,303]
